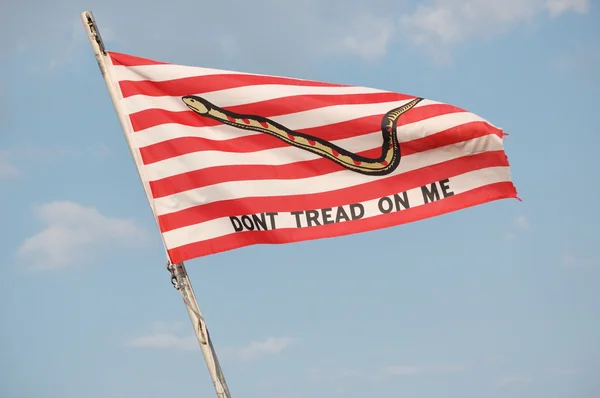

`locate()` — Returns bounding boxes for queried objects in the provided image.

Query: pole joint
[166,261,180,290]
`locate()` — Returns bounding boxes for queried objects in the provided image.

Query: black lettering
[306,210,321,226]
[252,213,267,231]
[321,208,334,224]
[421,182,440,204]
[394,191,410,210]
[440,178,454,198]
[378,197,393,214]
[350,204,364,220]
[241,215,254,230]
[335,206,350,223]
[291,211,304,228]
[229,216,243,232]
[266,212,278,229]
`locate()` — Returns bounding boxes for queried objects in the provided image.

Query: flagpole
[168,262,232,398]
[80,11,231,398]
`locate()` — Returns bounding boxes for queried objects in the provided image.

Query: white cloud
[317,13,395,61]
[562,254,578,267]
[223,337,296,361]
[308,368,367,383]
[554,44,600,83]
[498,374,533,387]
[381,363,469,377]
[398,0,590,62]
[127,333,197,350]
[562,253,596,269]
[0,150,21,179]
[546,0,589,16]
[127,323,295,361]
[125,322,199,351]
[552,368,579,375]
[126,322,198,351]
[513,215,531,231]
[504,215,530,240]
[17,201,148,270]
[312,362,469,383]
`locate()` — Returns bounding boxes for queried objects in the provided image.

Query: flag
[103,51,518,264]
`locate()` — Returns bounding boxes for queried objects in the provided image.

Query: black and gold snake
[182,95,423,176]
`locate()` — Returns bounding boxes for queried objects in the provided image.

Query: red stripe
[149,121,501,198]
[129,92,420,132]
[139,102,464,164]
[157,150,508,233]
[109,52,167,66]
[166,181,518,263]
[118,73,347,98]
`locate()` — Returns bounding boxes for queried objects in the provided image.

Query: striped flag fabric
[103,51,518,264]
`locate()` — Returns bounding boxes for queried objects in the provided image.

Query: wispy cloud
[562,253,596,269]
[552,368,579,376]
[126,322,198,351]
[546,0,589,17]
[380,363,469,378]
[126,333,198,351]
[222,337,297,361]
[316,13,395,61]
[563,254,578,268]
[127,323,295,361]
[17,201,148,270]
[498,374,533,387]
[505,215,531,240]
[554,43,600,83]
[0,150,22,180]
[513,215,531,231]
[312,362,470,383]
[398,0,591,63]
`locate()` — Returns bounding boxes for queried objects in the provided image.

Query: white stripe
[161,166,512,249]
[129,99,450,148]
[109,62,336,85]
[109,63,260,82]
[152,134,503,216]
[143,111,488,180]
[120,84,392,114]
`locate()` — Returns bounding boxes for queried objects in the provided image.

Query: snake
[182,95,423,176]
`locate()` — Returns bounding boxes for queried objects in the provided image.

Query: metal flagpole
[80,11,231,398]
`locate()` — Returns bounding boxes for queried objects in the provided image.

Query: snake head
[182,95,210,114]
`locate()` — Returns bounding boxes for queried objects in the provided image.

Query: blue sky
[1,1,599,397]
